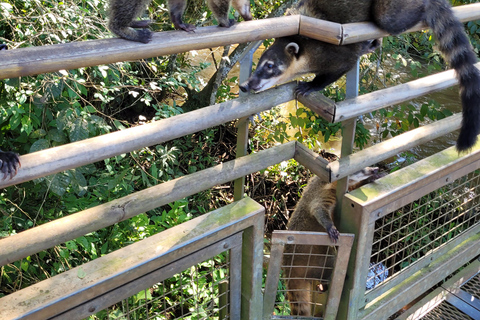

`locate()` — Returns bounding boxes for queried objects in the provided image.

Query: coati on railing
[108,0,252,43]
[240,0,480,153]
[283,167,381,316]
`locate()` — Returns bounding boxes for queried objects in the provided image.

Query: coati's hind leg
[287,279,313,316]
[108,0,152,43]
[207,0,234,27]
[168,0,196,31]
[372,0,426,34]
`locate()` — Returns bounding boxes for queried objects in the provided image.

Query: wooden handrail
[1,4,479,80]
[0,83,296,189]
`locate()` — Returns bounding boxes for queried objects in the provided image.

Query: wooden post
[336,59,360,320]
[234,43,257,201]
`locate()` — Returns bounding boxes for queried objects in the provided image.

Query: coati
[108,0,253,43]
[239,0,480,152]
[283,167,381,316]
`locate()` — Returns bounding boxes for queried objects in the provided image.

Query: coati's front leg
[296,72,345,96]
[308,196,339,243]
[0,150,20,180]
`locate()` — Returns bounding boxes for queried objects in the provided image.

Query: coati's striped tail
[425,0,480,152]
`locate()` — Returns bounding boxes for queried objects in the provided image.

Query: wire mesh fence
[274,244,337,318]
[90,252,231,320]
[368,170,480,291]
[263,231,353,319]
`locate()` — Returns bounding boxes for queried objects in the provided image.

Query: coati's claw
[0,151,21,180]
[176,23,196,32]
[327,226,340,243]
[136,29,153,43]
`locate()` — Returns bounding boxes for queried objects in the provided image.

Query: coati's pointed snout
[239,82,250,93]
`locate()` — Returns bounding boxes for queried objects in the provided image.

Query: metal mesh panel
[91,252,231,320]
[420,301,474,320]
[461,273,480,300]
[274,244,336,318]
[369,171,480,289]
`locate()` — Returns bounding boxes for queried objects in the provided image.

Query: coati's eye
[266,63,274,69]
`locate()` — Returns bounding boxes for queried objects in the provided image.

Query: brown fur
[283,168,380,316]
[108,0,252,42]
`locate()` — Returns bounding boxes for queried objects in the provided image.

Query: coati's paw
[295,81,324,96]
[327,225,340,243]
[130,20,151,29]
[175,23,196,32]
[218,19,236,28]
[136,29,153,43]
[0,151,21,180]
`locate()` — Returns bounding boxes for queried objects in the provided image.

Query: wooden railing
[2,3,480,319]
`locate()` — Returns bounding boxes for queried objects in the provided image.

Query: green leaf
[77,267,87,279]
[30,139,50,153]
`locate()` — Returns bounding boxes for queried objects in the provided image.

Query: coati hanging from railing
[240,0,480,153]
[108,0,253,43]
[283,167,381,317]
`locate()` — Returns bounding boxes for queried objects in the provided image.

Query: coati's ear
[360,38,382,54]
[285,42,300,57]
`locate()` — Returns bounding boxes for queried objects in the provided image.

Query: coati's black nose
[239,81,249,93]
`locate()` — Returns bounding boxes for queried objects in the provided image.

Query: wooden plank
[346,138,480,216]
[0,16,300,80]
[0,142,295,266]
[0,82,296,189]
[297,90,336,122]
[0,197,263,320]
[299,15,342,45]
[341,4,480,45]
[328,113,463,182]
[241,205,265,320]
[293,142,330,182]
[332,64,474,122]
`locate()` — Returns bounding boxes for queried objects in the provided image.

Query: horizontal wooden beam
[2,4,479,80]
[0,141,296,266]
[333,63,480,123]
[0,16,300,80]
[299,15,342,45]
[0,82,296,189]
[293,142,330,181]
[328,114,463,182]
